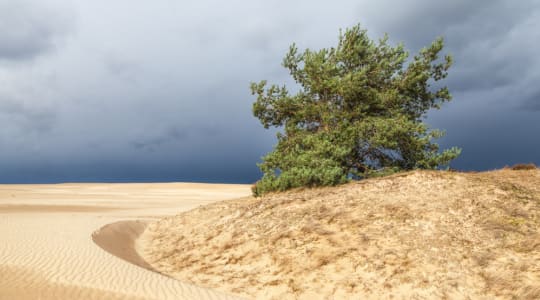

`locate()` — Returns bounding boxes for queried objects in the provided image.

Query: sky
[0,0,538,183]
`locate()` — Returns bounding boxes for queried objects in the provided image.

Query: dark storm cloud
[522,89,540,111]
[0,97,56,133]
[130,126,220,152]
[0,0,73,61]
[361,0,530,47]
[360,0,539,94]
[0,0,538,183]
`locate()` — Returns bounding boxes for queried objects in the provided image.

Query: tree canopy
[251,24,461,196]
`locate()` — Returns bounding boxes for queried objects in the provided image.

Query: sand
[140,169,540,299]
[0,182,251,300]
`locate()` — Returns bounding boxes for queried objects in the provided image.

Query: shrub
[511,163,537,170]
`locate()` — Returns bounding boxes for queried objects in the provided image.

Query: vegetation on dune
[251,24,460,195]
[510,163,538,170]
[142,169,540,299]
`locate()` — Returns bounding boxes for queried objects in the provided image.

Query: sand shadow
[92,220,156,272]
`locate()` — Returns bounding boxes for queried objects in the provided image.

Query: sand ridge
[0,182,251,300]
[92,220,155,272]
[140,169,540,299]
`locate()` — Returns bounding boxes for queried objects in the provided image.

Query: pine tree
[251,24,461,196]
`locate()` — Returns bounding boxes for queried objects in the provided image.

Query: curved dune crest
[92,220,155,272]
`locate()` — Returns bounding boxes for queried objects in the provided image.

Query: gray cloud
[522,89,540,111]
[0,97,56,133]
[0,0,74,61]
[0,0,538,183]
[130,126,201,152]
[359,0,540,94]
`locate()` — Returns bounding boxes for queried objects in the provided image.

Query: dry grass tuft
[510,163,538,170]
[140,168,540,299]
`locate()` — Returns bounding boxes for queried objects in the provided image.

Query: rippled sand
[0,183,250,300]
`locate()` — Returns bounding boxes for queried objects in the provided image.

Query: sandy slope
[0,182,250,300]
[140,169,540,299]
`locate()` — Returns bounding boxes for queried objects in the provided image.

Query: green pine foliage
[251,24,461,196]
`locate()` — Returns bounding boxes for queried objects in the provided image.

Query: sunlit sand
[140,169,540,299]
[0,183,250,300]
[3,169,539,299]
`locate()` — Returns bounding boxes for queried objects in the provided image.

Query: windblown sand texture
[141,169,540,299]
[0,182,250,300]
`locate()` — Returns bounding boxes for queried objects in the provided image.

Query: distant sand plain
[0,182,250,300]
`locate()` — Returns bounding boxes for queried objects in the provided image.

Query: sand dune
[0,183,250,300]
[140,169,540,299]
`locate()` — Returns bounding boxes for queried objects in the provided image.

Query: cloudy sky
[0,0,538,183]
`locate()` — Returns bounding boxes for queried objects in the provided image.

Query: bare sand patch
[0,204,120,213]
[0,265,145,300]
[140,169,540,299]
[0,182,250,300]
